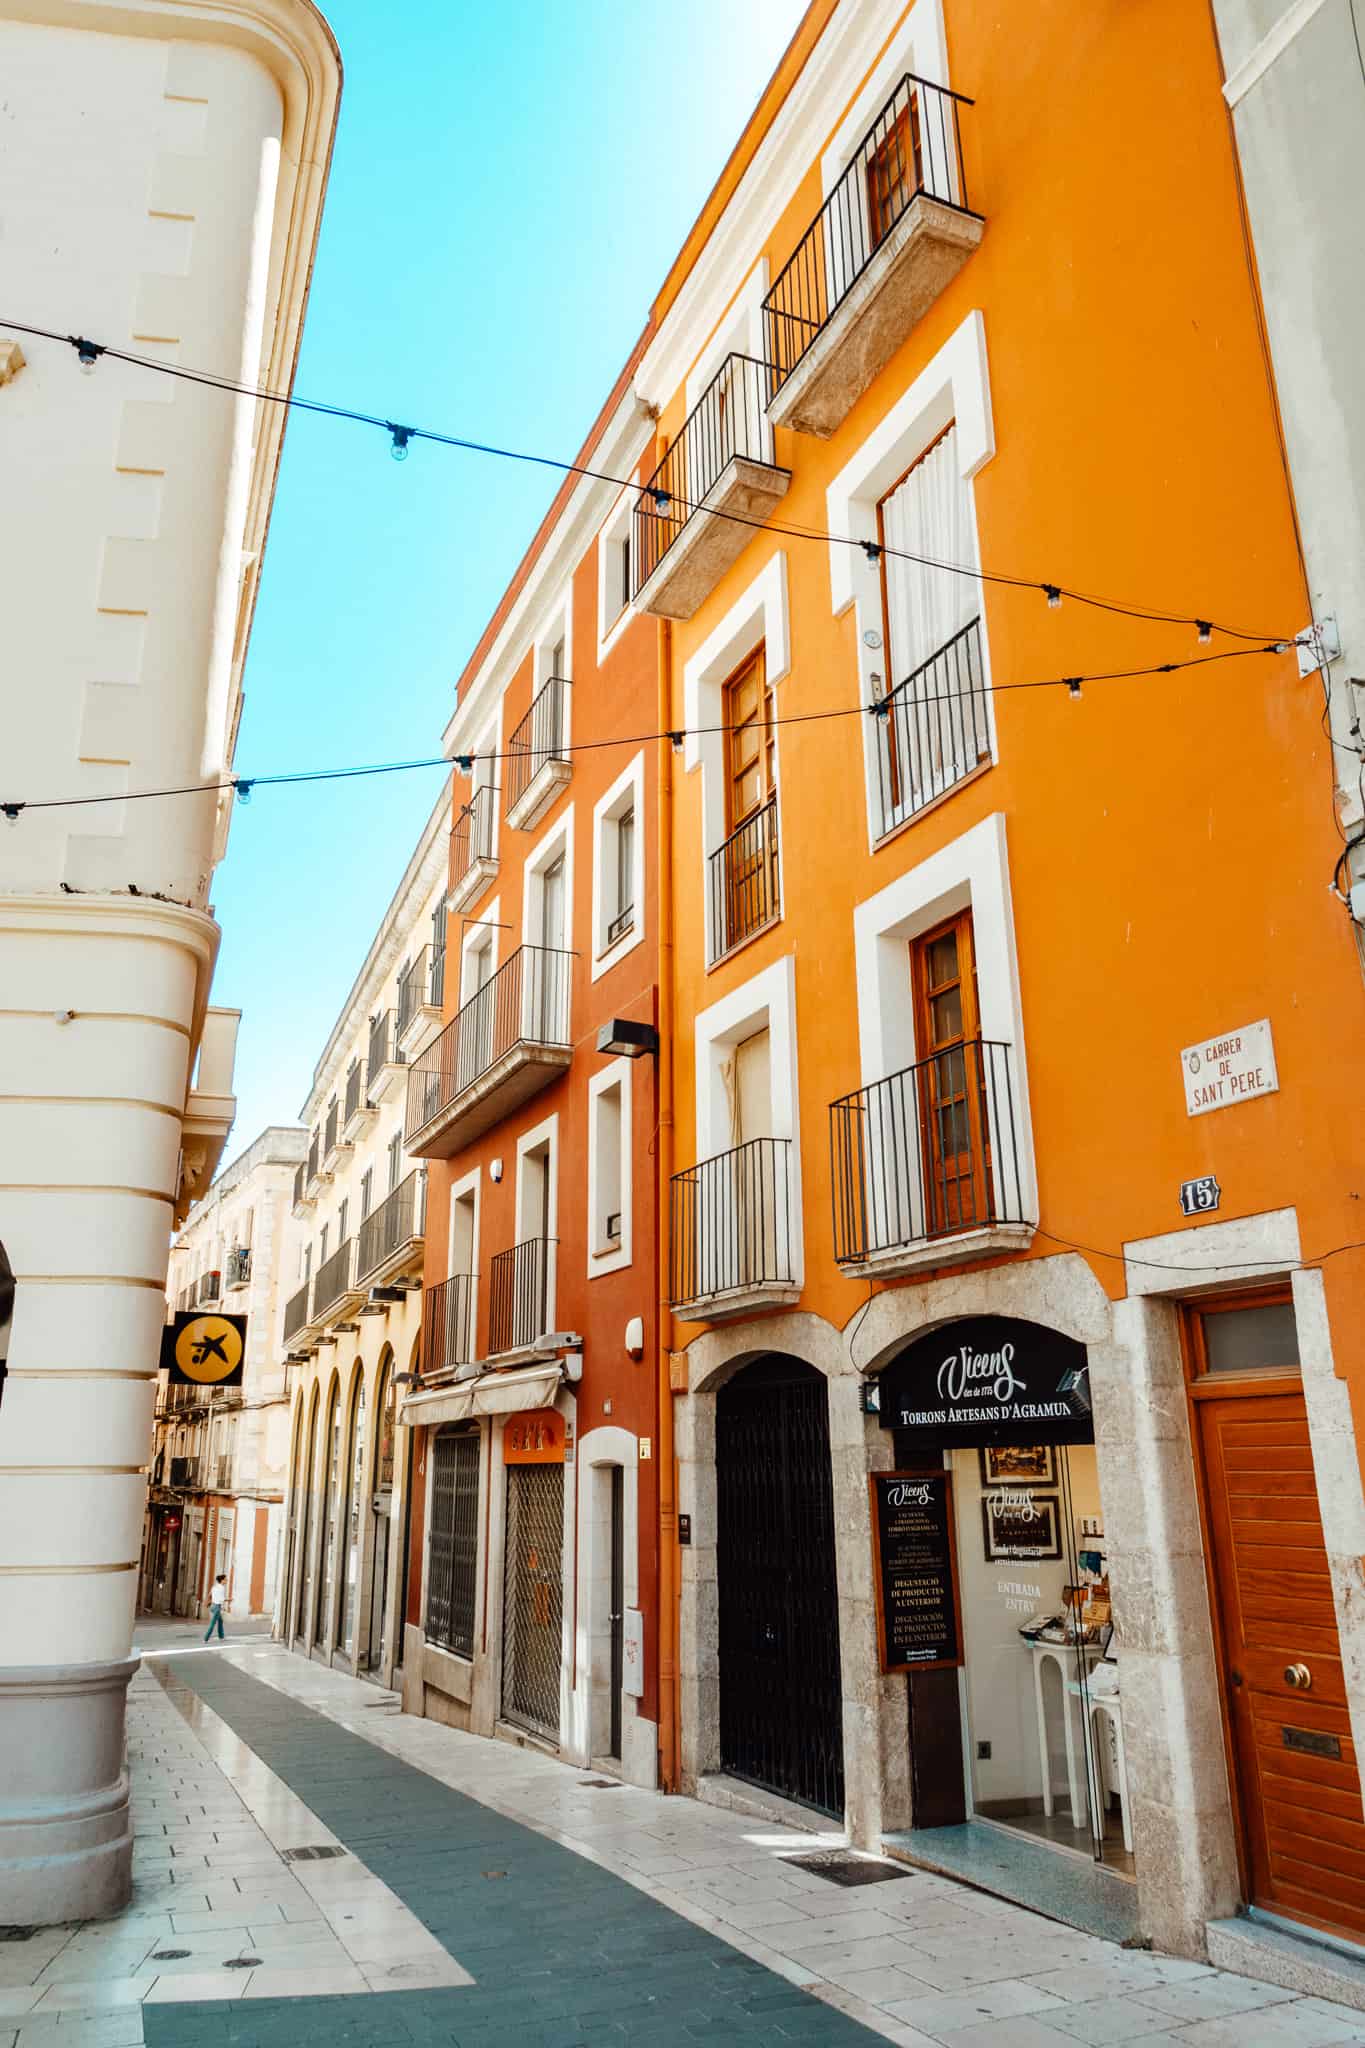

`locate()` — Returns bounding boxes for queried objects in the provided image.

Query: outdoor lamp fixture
[859,1378,882,1416]
[596,1019,659,1059]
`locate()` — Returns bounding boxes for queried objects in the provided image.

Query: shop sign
[877,1317,1093,1448]
[869,1471,963,1673]
[980,1487,1062,1562]
[503,1411,565,1464]
[1181,1018,1277,1117]
[159,1312,246,1388]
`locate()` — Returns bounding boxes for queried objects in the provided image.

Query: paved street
[3,1620,1363,2048]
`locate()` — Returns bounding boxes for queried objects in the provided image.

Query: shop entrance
[1188,1293,1365,1942]
[879,1317,1130,1872]
[501,1412,566,1743]
[716,1356,844,1817]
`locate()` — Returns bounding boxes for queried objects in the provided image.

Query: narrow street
[2,1620,1361,2048]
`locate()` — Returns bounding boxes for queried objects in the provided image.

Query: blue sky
[215,0,807,1147]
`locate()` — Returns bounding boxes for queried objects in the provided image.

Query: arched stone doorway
[364,1349,397,1676]
[716,1355,844,1817]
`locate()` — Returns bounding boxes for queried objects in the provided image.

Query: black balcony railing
[324,1098,339,1158]
[422,1272,476,1375]
[830,1038,1026,1264]
[431,928,447,1012]
[198,1270,221,1304]
[406,945,573,1141]
[312,1236,355,1321]
[293,1163,307,1207]
[489,1237,551,1353]
[284,1280,311,1341]
[368,1008,403,1087]
[169,1456,199,1490]
[632,353,775,595]
[226,1246,251,1287]
[453,786,495,892]
[764,72,976,395]
[307,1133,320,1185]
[506,676,569,815]
[398,945,431,1042]
[344,1059,364,1126]
[357,1170,424,1283]
[669,1137,794,1307]
[873,617,988,835]
[710,794,780,959]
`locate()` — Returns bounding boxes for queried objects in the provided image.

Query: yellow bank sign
[159,1312,247,1388]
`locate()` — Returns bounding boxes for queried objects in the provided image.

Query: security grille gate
[425,1429,479,1659]
[502,1464,564,1740]
[716,1356,844,1817]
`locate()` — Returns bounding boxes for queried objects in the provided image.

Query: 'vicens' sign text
[878,1317,1094,1449]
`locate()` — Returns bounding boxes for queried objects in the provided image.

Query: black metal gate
[502,1463,564,1740]
[716,1355,844,1816]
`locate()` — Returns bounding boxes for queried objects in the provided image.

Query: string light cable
[0,315,1300,647]
[0,641,1295,821]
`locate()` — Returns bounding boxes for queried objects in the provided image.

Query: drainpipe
[656,614,680,1794]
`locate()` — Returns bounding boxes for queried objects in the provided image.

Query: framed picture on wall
[979,1445,1055,1487]
[981,1489,1063,1562]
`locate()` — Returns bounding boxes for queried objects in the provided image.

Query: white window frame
[820,0,954,198]
[522,805,575,958]
[683,259,771,451]
[459,894,500,1007]
[680,552,790,966]
[692,952,803,1289]
[457,707,503,881]
[596,489,636,663]
[824,309,996,850]
[532,582,574,706]
[590,750,645,980]
[851,810,1037,1222]
[514,1111,559,1334]
[446,1163,481,1353]
[587,1057,633,1277]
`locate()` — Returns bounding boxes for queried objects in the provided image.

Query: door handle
[1284,1664,1313,1691]
[1229,1669,1243,1687]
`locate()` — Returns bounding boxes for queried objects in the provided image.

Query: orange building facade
[631,0,1365,1965]
[399,346,670,1786]
[393,0,1365,1966]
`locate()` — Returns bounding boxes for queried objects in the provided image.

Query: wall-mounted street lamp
[596,1019,659,1059]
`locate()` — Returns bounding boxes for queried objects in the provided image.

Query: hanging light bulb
[651,487,670,512]
[670,731,684,755]
[235,779,253,804]
[75,337,103,374]
[1196,620,1212,646]
[388,425,413,462]
[1044,584,1062,610]
[1065,677,1082,702]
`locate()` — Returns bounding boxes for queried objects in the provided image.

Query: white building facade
[0,0,339,1922]
[145,1124,308,1622]
[274,793,449,1690]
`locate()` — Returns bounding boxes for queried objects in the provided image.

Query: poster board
[869,1470,963,1674]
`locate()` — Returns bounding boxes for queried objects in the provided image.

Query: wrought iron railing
[357,1170,424,1283]
[431,923,447,1011]
[293,1163,307,1208]
[343,1059,364,1126]
[422,1271,477,1375]
[710,793,780,959]
[632,353,776,595]
[306,1133,320,1185]
[506,676,569,815]
[323,1098,339,1157]
[283,1281,311,1341]
[453,786,495,892]
[198,1270,221,1304]
[489,1237,551,1354]
[397,945,431,1041]
[830,1038,1026,1264]
[764,72,976,395]
[406,945,572,1141]
[669,1137,795,1307]
[872,616,987,835]
[226,1246,251,1287]
[312,1236,355,1322]
[367,1008,402,1087]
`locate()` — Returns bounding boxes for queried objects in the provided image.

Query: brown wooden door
[909,911,990,1237]
[1198,1390,1365,1939]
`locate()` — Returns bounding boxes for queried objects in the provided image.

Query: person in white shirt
[204,1576,227,1642]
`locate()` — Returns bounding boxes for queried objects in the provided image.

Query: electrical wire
[1032,1225,1365,1276]
[0,641,1290,818]
[0,315,1298,645]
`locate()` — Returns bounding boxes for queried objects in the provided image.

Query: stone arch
[313,1368,343,1649]
[295,1378,322,1647]
[334,1359,368,1656]
[683,1307,847,1400]
[850,1249,1115,1381]
[281,1390,306,1640]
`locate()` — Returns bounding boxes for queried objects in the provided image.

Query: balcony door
[461,932,494,1088]
[720,650,777,950]
[866,95,923,248]
[910,910,990,1237]
[726,1027,774,1290]
[878,426,983,819]
[535,856,566,1041]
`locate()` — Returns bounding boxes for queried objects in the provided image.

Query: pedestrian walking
[204,1575,227,1642]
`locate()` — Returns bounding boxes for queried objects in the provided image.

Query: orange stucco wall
[658,0,1365,1408]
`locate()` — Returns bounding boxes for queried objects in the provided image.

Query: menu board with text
[869,1471,963,1674]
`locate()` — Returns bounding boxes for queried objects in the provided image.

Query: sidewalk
[1,1620,1361,2047]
